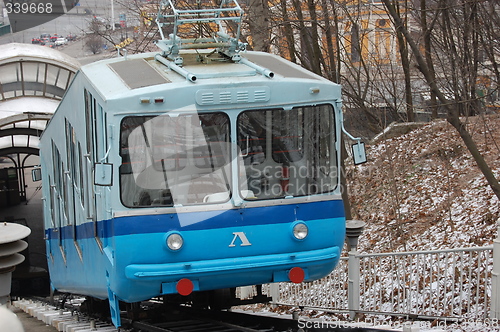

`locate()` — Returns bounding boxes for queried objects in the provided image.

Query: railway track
[129,318,275,332]
[13,297,394,332]
[122,305,298,332]
[125,310,394,332]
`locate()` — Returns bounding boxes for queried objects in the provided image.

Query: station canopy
[0,43,80,156]
[0,43,80,202]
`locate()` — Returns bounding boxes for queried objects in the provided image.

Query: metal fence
[268,246,494,320]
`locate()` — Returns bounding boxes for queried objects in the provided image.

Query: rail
[269,246,494,321]
[14,297,391,332]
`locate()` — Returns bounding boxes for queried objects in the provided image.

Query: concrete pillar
[346,219,365,320]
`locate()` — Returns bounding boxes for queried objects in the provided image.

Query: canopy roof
[0,43,80,156]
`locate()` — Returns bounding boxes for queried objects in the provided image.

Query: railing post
[490,220,500,319]
[348,249,361,319]
[346,220,365,320]
[269,283,280,304]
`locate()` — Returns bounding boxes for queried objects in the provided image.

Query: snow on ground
[347,114,500,254]
[248,114,500,331]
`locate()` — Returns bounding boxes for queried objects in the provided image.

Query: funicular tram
[37,0,366,327]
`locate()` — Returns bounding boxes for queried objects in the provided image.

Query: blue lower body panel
[46,200,345,304]
[46,237,109,299]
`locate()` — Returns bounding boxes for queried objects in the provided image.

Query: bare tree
[85,32,103,55]
[416,0,439,118]
[382,0,500,201]
[246,0,271,51]
[392,0,414,122]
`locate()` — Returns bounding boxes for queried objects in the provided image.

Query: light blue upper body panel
[79,50,341,106]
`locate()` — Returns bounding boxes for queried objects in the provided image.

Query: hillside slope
[347,114,500,253]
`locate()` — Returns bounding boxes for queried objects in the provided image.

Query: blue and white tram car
[38,1,361,327]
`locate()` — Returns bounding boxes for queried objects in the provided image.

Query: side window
[83,89,95,221]
[65,120,77,225]
[48,174,55,229]
[52,141,61,199]
[51,141,64,223]
[84,89,94,162]
[78,142,85,207]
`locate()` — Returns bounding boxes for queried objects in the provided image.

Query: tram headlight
[292,222,308,240]
[166,232,184,251]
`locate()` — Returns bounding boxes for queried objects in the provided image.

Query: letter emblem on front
[229,232,252,247]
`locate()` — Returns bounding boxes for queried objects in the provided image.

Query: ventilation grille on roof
[195,87,270,105]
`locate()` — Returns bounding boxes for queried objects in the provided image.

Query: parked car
[31,38,40,44]
[40,33,51,39]
[54,37,67,46]
[66,34,77,41]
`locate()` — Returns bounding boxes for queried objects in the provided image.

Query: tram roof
[80,50,336,101]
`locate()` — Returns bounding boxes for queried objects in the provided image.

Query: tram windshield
[120,112,231,207]
[237,104,337,200]
[119,105,337,207]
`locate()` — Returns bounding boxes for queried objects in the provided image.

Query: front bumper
[125,246,340,294]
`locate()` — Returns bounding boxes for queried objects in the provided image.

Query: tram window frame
[64,120,71,226]
[52,141,62,196]
[84,90,93,160]
[119,112,232,208]
[62,161,69,225]
[83,89,99,223]
[96,103,107,163]
[51,141,66,262]
[93,99,98,158]
[83,91,105,162]
[237,104,338,200]
[78,142,85,208]
[48,174,56,229]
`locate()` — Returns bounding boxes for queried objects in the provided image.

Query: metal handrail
[355,245,493,258]
[269,246,494,321]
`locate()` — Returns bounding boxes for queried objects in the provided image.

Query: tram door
[84,90,104,250]
[93,103,109,246]
[50,143,66,263]
[65,120,84,260]
[84,90,109,251]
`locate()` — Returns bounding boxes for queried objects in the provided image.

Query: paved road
[1,0,131,45]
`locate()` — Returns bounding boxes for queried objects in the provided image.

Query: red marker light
[288,267,305,284]
[176,278,194,296]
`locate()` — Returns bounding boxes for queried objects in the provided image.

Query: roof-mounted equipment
[154,0,273,81]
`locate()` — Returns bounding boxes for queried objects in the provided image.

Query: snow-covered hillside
[348,114,500,253]
[245,115,500,332]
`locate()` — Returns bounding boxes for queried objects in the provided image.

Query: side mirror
[32,167,42,182]
[352,141,367,165]
[94,163,113,186]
